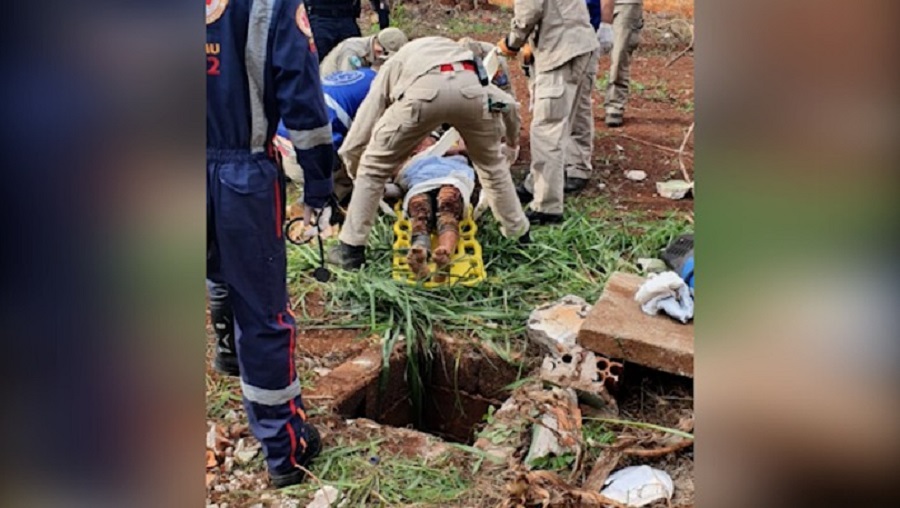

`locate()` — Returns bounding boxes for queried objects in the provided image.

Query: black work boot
[526,210,564,225]
[515,183,533,205]
[564,177,588,194]
[325,241,366,270]
[269,423,322,488]
[605,112,624,128]
[209,292,240,377]
[517,229,532,245]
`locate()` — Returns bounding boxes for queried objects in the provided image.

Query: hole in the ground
[561,354,573,363]
[332,334,525,444]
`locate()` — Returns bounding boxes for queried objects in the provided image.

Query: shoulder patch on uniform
[295,3,317,53]
[322,70,366,87]
[206,0,228,25]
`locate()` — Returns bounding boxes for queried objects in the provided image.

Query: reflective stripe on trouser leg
[208,154,310,475]
[565,48,601,181]
[606,3,643,115]
[529,55,589,215]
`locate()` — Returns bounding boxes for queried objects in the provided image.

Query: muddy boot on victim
[433,186,463,268]
[406,193,433,279]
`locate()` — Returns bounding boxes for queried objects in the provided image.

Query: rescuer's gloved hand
[502,144,520,165]
[521,43,534,65]
[497,36,518,57]
[302,205,332,238]
[597,22,614,54]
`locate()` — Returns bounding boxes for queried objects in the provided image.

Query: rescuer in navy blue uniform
[206,0,333,488]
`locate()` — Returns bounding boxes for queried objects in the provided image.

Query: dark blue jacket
[207,0,334,207]
[586,0,602,30]
[277,68,376,152]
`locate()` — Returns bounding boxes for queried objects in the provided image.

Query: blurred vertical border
[696,0,900,506]
[0,1,205,506]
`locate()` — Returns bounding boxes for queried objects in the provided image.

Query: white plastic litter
[600,465,674,507]
[306,486,341,508]
[634,271,694,323]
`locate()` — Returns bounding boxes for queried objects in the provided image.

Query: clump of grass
[284,439,471,505]
[288,197,691,423]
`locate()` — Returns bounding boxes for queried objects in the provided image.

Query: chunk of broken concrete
[540,346,621,413]
[624,170,647,181]
[233,438,260,464]
[527,296,591,354]
[656,180,693,200]
[524,388,582,469]
[600,465,674,507]
[578,272,694,377]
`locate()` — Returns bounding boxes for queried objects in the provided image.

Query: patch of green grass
[680,99,695,113]
[284,439,471,506]
[206,374,242,419]
[529,452,576,472]
[445,17,493,37]
[288,198,690,425]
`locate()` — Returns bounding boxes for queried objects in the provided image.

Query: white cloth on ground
[634,271,694,323]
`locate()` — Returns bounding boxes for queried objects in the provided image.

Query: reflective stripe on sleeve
[287,125,333,151]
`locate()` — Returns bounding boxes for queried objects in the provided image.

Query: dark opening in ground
[334,334,528,444]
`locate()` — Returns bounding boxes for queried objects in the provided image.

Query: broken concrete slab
[527,295,592,354]
[578,272,694,377]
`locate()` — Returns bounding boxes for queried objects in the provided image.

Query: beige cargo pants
[565,47,602,181]
[525,52,592,215]
[605,2,644,117]
[339,69,529,247]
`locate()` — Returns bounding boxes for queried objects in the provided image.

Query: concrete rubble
[579,272,694,377]
[524,388,582,469]
[539,345,621,412]
[526,295,592,354]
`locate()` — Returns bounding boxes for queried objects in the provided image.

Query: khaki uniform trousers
[525,52,593,215]
[339,70,529,247]
[605,3,644,116]
[565,47,601,181]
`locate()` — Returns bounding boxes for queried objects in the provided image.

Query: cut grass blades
[285,439,470,506]
[286,198,690,423]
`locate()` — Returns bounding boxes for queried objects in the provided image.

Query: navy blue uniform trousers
[310,16,361,62]
[207,149,311,475]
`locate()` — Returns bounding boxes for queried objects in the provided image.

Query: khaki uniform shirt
[339,36,520,175]
[508,0,599,73]
[319,36,376,78]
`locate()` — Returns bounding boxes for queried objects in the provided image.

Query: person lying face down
[394,137,475,279]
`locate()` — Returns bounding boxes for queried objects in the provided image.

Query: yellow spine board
[391,204,486,288]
